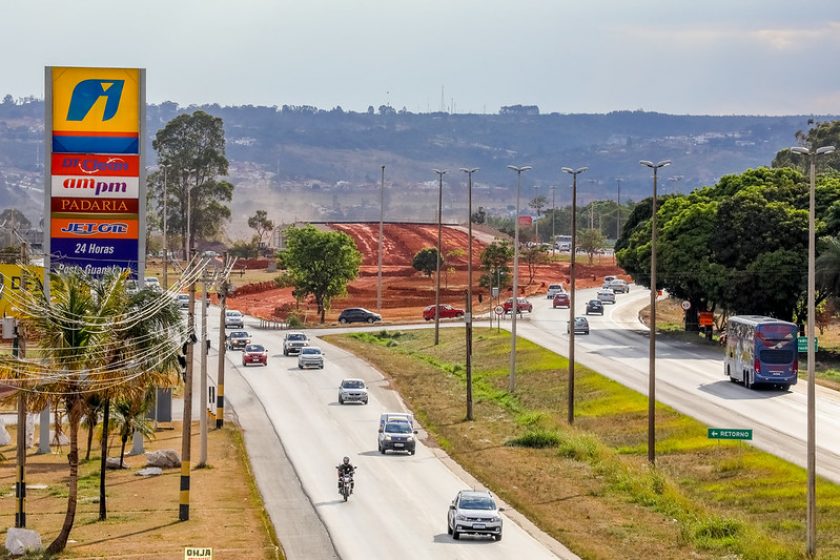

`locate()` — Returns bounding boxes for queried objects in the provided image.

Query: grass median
[326,328,840,560]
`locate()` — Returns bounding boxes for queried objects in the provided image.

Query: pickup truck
[283,332,310,356]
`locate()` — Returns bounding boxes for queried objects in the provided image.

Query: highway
[195,284,840,560]
[196,306,577,560]
[520,286,840,482]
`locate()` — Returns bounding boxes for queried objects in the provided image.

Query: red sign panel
[51,197,139,214]
[51,153,140,177]
[518,215,533,226]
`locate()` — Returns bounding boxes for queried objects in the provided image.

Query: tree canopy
[150,111,235,258]
[616,165,840,325]
[412,247,439,277]
[282,225,362,323]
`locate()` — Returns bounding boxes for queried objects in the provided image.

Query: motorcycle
[338,467,356,501]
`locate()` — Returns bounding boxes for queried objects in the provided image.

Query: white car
[144,277,161,290]
[298,346,325,369]
[338,378,368,405]
[596,289,616,304]
[175,294,190,309]
[546,283,565,299]
[224,309,245,329]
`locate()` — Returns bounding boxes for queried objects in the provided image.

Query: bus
[723,315,799,390]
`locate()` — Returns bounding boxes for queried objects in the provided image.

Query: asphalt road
[195,306,577,560]
[521,286,840,483]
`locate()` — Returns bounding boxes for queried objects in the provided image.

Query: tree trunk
[119,435,128,469]
[99,396,110,521]
[46,396,81,554]
[84,414,96,462]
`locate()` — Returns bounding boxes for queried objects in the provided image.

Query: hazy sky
[2,0,839,116]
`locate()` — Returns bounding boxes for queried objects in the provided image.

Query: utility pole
[377,165,385,313]
[216,253,234,429]
[549,185,557,244]
[10,319,25,528]
[198,269,209,467]
[179,249,197,521]
[461,167,479,421]
[433,169,446,345]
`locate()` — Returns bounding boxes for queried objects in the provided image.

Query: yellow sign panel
[184,547,213,560]
[52,67,140,134]
[0,265,44,318]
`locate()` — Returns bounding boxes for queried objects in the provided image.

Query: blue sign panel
[50,238,139,277]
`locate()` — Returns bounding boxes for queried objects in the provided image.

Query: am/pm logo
[51,175,139,199]
[50,67,141,154]
[51,218,138,239]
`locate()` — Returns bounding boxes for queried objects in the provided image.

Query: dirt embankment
[228,223,628,323]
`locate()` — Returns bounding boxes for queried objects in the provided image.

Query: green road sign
[708,428,753,441]
[797,336,818,353]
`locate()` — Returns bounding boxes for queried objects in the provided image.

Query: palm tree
[112,389,157,469]
[0,269,183,553]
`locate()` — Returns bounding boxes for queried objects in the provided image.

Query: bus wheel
[780,384,790,391]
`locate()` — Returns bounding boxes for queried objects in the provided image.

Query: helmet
[343,456,350,465]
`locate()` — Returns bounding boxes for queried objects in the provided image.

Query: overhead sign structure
[45,66,145,279]
[707,428,753,441]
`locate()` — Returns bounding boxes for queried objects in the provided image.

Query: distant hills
[1,97,835,237]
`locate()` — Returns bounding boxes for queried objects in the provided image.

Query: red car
[553,292,571,308]
[423,304,465,321]
[242,344,268,367]
[503,297,533,314]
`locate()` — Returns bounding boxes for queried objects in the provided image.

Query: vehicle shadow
[431,533,495,544]
[697,379,790,400]
[313,499,350,507]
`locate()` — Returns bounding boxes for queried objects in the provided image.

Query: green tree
[248,210,275,252]
[151,111,235,259]
[479,241,513,289]
[283,225,362,323]
[412,247,439,278]
[0,269,182,551]
[772,120,840,176]
[528,195,548,216]
[523,244,548,284]
[576,228,606,265]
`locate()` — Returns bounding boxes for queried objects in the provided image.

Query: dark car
[503,297,533,314]
[242,344,268,366]
[552,292,570,309]
[423,304,465,321]
[567,316,590,334]
[585,300,604,315]
[338,307,382,324]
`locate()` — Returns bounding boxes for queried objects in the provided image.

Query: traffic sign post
[494,305,504,332]
[797,336,818,353]
[707,428,752,441]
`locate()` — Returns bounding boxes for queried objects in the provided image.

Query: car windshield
[301,348,321,355]
[226,311,241,317]
[386,422,412,433]
[288,334,306,341]
[342,380,365,389]
[460,497,496,510]
[231,332,248,338]
[245,345,264,352]
[549,285,562,290]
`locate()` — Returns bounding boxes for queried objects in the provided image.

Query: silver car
[447,490,503,541]
[596,289,616,304]
[297,346,325,369]
[338,378,368,405]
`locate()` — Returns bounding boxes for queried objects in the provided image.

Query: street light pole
[461,167,479,420]
[531,185,540,244]
[640,159,671,465]
[791,143,835,557]
[377,165,385,313]
[506,165,531,393]
[549,185,557,245]
[562,166,587,425]
[433,169,447,346]
[159,164,170,290]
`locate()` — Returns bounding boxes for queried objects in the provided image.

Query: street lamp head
[640,160,671,169]
[460,167,479,174]
[816,146,836,156]
[790,147,811,155]
[507,165,532,172]
[562,166,588,176]
[433,168,447,175]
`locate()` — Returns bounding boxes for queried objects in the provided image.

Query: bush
[273,272,294,288]
[286,314,303,328]
[506,429,562,448]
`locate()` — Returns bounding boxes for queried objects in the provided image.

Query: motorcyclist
[336,456,356,492]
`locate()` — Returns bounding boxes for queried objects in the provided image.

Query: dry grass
[327,328,840,560]
[0,422,281,560]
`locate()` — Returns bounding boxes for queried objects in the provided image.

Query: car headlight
[406,435,414,441]
[384,435,392,441]
[454,514,466,521]
[490,516,501,522]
